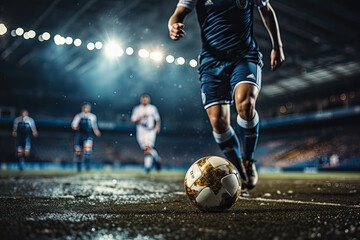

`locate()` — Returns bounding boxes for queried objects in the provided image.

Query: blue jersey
[178,0,268,61]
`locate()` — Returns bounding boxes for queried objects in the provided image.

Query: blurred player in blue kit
[12,109,38,170]
[72,102,101,172]
[169,0,285,194]
[131,94,162,173]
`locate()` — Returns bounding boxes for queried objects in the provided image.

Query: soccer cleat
[240,183,250,197]
[243,159,258,190]
[241,190,250,197]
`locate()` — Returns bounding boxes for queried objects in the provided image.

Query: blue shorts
[199,54,263,109]
[74,133,93,151]
[17,135,31,151]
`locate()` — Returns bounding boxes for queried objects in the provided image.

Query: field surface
[0,171,359,240]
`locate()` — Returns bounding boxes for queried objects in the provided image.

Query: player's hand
[12,131,17,137]
[169,23,185,41]
[154,125,161,134]
[33,131,38,137]
[94,129,102,137]
[270,47,285,71]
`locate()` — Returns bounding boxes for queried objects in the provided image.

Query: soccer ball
[184,156,242,211]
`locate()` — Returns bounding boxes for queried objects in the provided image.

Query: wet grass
[0,170,359,239]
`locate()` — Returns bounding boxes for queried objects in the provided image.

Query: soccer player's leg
[201,73,249,186]
[74,134,83,172]
[137,129,151,173]
[232,60,262,190]
[150,148,161,172]
[24,136,31,160]
[83,138,93,171]
[143,146,152,174]
[147,131,161,171]
[16,145,25,171]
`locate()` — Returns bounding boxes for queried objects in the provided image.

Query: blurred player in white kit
[72,102,101,172]
[131,94,161,173]
[12,109,38,170]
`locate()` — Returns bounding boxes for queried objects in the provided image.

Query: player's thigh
[205,104,231,133]
[201,73,232,110]
[231,61,261,112]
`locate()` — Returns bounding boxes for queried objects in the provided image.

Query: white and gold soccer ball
[184,156,242,211]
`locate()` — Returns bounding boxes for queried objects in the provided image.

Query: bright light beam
[0,24,7,35]
[74,38,82,47]
[42,32,51,41]
[150,51,163,62]
[95,41,103,49]
[176,57,185,65]
[138,49,149,58]
[104,41,123,58]
[54,34,65,45]
[126,47,134,55]
[87,42,95,51]
[28,30,36,38]
[166,55,175,63]
[189,59,198,68]
[15,27,24,36]
[65,37,73,45]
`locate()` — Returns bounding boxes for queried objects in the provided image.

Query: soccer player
[169,0,285,194]
[131,94,161,173]
[12,109,38,170]
[71,102,101,172]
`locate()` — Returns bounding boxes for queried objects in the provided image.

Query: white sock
[212,126,235,144]
[237,111,259,129]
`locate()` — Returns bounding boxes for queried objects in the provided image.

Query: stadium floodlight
[42,32,51,41]
[138,49,149,58]
[176,57,185,65]
[126,47,134,55]
[104,41,123,58]
[28,30,36,38]
[11,30,17,37]
[54,34,65,45]
[38,35,44,42]
[189,59,198,68]
[95,41,103,50]
[65,37,73,45]
[0,23,7,35]
[87,42,95,51]
[23,32,30,39]
[150,51,163,62]
[166,55,175,63]
[15,27,24,36]
[74,38,82,47]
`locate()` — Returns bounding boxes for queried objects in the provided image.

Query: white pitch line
[239,197,360,208]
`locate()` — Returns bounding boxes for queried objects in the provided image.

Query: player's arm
[258,3,285,71]
[168,0,195,41]
[91,116,101,137]
[71,114,80,130]
[12,118,18,137]
[154,120,161,134]
[30,118,38,137]
[154,107,161,134]
[131,108,144,125]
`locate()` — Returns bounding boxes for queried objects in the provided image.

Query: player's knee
[237,98,255,120]
[209,115,228,133]
[144,146,151,154]
[75,149,82,155]
[17,149,23,156]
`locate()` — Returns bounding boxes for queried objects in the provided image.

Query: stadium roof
[0,0,359,101]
